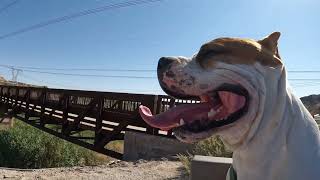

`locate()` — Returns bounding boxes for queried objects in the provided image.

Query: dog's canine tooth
[179,118,185,126]
[221,116,229,121]
[208,108,217,118]
[217,107,223,113]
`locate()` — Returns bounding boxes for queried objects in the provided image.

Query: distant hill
[0,76,42,87]
[0,76,7,84]
[301,94,320,116]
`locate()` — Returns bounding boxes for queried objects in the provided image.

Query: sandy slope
[0,160,188,180]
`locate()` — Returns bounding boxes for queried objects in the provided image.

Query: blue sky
[0,0,319,97]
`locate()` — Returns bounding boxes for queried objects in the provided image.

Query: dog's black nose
[158,57,175,70]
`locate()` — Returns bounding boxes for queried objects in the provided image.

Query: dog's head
[139,32,283,146]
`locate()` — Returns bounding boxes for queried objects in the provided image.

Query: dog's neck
[231,66,320,180]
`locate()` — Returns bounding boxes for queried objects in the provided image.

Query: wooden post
[62,92,69,135]
[94,94,104,146]
[24,88,30,121]
[40,88,47,127]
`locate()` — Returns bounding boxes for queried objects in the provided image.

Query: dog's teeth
[208,108,216,118]
[179,118,185,126]
[220,117,228,121]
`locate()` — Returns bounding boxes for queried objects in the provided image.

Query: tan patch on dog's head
[197,32,282,68]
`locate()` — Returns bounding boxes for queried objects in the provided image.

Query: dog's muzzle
[139,56,249,136]
[157,57,194,99]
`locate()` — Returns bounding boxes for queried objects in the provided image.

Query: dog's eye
[196,44,229,68]
[197,51,216,61]
[196,49,222,68]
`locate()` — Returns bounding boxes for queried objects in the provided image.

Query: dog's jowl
[139,32,320,180]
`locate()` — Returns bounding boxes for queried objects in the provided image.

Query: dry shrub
[178,136,232,174]
[0,120,109,168]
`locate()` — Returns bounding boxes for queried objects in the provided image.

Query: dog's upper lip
[159,81,197,99]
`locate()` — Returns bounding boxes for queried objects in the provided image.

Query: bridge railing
[0,85,198,159]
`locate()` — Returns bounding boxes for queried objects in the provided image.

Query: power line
[2,64,320,73]
[288,71,320,73]
[0,0,164,40]
[289,79,320,81]
[22,69,156,79]
[10,65,154,72]
[0,65,156,78]
[293,84,320,88]
[21,72,78,88]
[0,64,156,78]
[291,80,320,86]
[0,0,20,14]
[20,69,320,81]
[20,71,162,93]
[2,64,320,80]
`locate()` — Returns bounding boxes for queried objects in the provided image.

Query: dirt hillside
[301,94,320,115]
[0,160,188,180]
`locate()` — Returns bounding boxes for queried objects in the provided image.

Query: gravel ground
[0,160,188,180]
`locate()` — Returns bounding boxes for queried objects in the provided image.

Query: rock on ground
[0,160,188,180]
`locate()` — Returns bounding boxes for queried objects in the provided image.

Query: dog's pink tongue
[139,91,245,131]
[218,91,246,114]
[139,103,211,130]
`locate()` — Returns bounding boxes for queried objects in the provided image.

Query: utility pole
[9,67,22,84]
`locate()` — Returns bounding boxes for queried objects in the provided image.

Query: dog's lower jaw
[173,128,215,143]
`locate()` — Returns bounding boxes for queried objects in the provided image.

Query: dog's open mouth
[139,84,249,133]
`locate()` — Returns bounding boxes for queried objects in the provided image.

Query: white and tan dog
[139,32,320,180]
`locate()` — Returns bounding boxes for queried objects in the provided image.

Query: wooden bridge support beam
[94,94,104,146]
[62,92,69,135]
[24,88,31,121]
[40,88,47,127]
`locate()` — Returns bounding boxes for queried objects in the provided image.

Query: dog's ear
[258,32,281,59]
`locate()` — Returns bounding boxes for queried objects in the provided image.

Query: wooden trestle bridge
[0,85,198,159]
